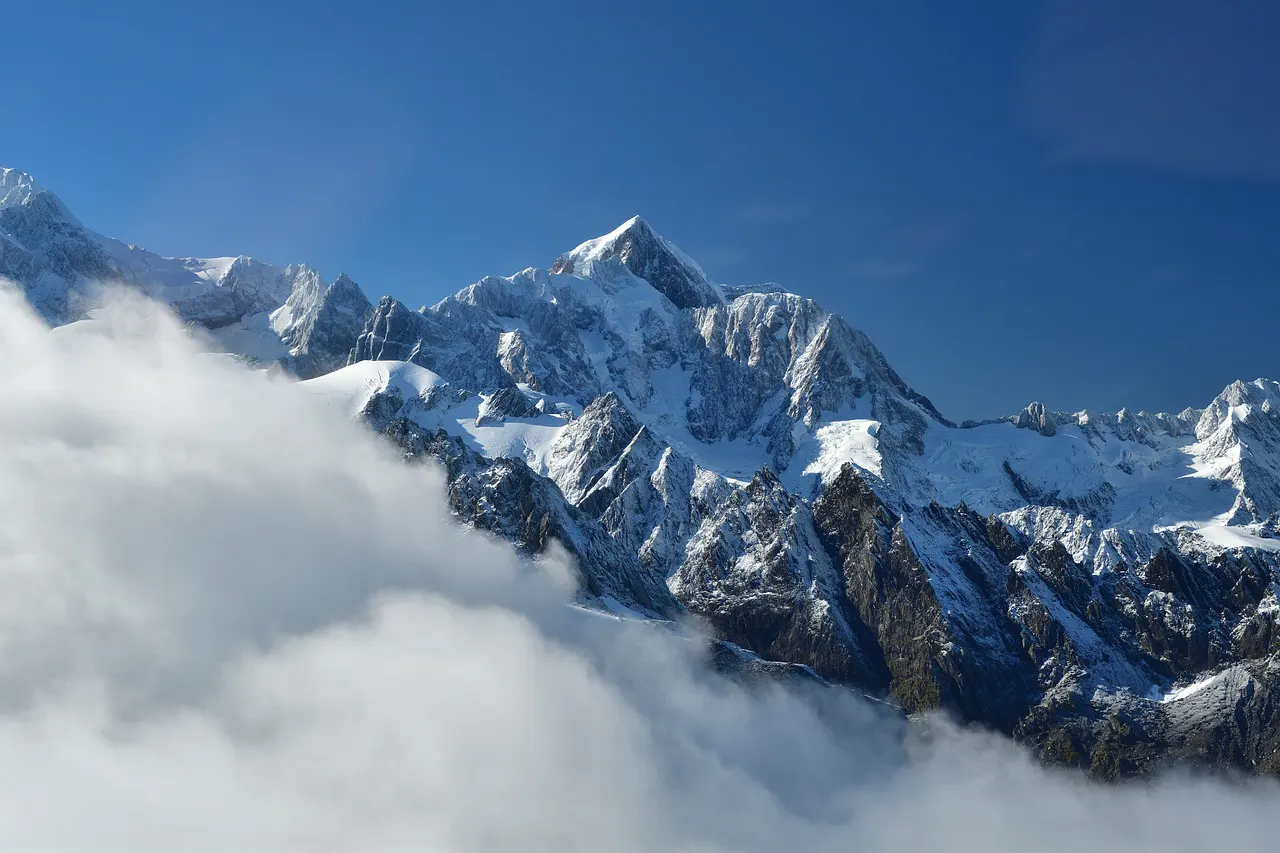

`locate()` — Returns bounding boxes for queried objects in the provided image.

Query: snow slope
[300,360,574,474]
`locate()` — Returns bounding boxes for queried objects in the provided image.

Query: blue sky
[5,0,1279,421]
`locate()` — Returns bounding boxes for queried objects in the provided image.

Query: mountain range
[4,165,1279,778]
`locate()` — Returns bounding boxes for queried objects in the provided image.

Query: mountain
[5,166,1279,778]
[0,167,370,375]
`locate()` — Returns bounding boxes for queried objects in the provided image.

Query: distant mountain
[5,166,1279,778]
[0,166,369,377]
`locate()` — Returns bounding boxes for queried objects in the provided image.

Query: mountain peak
[551,216,723,310]
[1008,401,1057,436]
[614,214,651,238]
[331,272,362,292]
[0,167,40,205]
[0,166,79,226]
[574,215,654,253]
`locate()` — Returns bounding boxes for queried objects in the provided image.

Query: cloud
[1021,0,1280,181]
[0,285,1277,850]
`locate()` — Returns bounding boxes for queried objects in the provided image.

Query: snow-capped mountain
[5,165,1279,777]
[0,167,369,376]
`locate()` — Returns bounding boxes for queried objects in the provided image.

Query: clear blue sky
[6,0,1279,421]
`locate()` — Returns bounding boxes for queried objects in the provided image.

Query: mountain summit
[5,166,1280,777]
[551,215,724,309]
[0,167,66,215]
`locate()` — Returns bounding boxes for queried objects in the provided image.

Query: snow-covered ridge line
[8,162,1279,540]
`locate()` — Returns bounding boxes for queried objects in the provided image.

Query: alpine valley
[5,165,1279,778]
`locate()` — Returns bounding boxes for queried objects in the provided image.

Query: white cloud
[0,285,1276,851]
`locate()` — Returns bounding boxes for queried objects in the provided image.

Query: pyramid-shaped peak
[611,214,652,238]
[559,215,662,266]
[0,166,42,197]
[552,216,723,310]
[581,391,640,428]
[0,166,79,225]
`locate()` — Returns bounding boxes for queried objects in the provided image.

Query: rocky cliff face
[0,167,113,321]
[671,465,889,689]
[9,164,1280,779]
[379,416,676,616]
[270,271,373,378]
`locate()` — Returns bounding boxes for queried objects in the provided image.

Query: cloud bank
[0,286,1276,851]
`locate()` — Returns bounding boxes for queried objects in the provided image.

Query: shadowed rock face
[812,470,1035,729]
[670,466,890,689]
[380,416,677,618]
[475,386,542,425]
[1009,401,1057,437]
[273,272,372,379]
[1019,659,1280,779]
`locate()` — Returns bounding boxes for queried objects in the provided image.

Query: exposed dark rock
[811,465,1034,729]
[1020,659,1280,779]
[1027,541,1092,615]
[985,514,1027,564]
[475,386,541,425]
[671,466,890,689]
[1008,401,1057,437]
[275,271,372,379]
[382,417,677,617]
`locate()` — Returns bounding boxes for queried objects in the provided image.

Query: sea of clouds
[0,285,1275,851]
